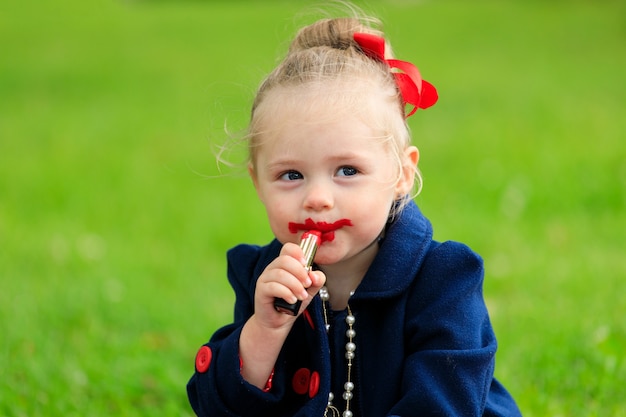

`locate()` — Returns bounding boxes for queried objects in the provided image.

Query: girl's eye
[279,170,303,181]
[337,166,358,177]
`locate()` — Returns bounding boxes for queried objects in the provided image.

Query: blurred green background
[1,0,625,416]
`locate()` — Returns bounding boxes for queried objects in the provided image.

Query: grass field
[1,0,625,416]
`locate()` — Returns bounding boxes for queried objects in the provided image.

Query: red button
[303,310,315,329]
[308,371,320,398]
[195,346,212,373]
[292,368,311,395]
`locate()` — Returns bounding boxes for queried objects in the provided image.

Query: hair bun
[289,18,372,53]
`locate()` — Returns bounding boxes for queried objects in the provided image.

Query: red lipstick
[288,218,352,242]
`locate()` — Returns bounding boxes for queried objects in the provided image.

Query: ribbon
[353,32,438,117]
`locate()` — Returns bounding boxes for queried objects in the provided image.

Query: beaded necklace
[320,286,356,417]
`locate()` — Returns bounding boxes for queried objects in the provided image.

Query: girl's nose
[303,182,333,211]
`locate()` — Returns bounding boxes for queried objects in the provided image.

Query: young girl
[187,9,522,417]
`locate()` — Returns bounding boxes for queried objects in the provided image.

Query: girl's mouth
[288,218,353,243]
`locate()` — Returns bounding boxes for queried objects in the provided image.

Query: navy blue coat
[187,201,522,416]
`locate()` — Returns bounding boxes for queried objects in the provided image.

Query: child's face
[250,101,417,268]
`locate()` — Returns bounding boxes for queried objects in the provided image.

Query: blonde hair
[248,11,423,213]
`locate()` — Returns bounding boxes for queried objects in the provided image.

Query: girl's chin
[313,248,345,266]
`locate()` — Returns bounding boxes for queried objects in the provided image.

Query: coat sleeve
[389,241,520,416]
[186,244,288,417]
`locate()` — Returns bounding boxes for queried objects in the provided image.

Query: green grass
[1,0,625,415]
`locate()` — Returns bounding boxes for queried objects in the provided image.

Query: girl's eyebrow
[266,152,371,168]
[325,152,376,166]
[265,159,301,171]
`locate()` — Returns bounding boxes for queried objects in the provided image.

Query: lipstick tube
[274,230,321,315]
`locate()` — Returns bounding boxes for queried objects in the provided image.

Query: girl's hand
[254,242,326,329]
[239,242,325,388]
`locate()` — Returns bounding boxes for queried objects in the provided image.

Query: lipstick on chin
[274,230,322,316]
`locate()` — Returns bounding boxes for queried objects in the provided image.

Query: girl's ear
[395,146,419,197]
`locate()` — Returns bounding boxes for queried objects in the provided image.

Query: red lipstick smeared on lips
[288,218,353,243]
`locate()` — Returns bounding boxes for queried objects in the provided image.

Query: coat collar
[353,200,433,299]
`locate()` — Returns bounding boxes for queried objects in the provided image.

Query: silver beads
[321,287,356,417]
[342,307,355,415]
[345,341,356,360]
[321,287,331,334]
[319,287,330,301]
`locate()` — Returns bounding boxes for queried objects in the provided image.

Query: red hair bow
[353,32,438,117]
